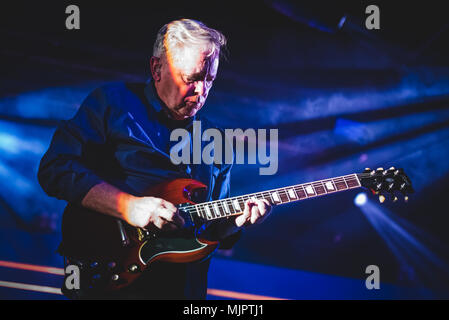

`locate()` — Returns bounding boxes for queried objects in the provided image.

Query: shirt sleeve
[37,87,109,205]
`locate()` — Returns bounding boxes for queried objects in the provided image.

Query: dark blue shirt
[37,81,239,299]
[38,81,232,204]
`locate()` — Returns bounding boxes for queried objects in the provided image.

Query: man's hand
[234,198,272,228]
[125,196,184,230]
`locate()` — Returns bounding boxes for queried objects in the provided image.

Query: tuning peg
[404,195,409,202]
[379,194,386,203]
[376,167,384,171]
[392,196,398,202]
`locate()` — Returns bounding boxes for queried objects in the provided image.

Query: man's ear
[150,56,162,81]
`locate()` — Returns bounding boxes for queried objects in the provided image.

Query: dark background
[1,0,448,299]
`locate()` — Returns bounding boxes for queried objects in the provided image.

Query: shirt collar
[144,79,164,113]
[144,79,196,128]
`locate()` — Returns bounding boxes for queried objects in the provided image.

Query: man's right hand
[81,182,185,231]
[125,196,185,230]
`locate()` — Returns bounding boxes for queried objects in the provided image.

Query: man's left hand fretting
[235,199,272,227]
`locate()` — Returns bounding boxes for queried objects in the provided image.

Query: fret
[283,189,291,202]
[263,192,274,204]
[334,179,348,190]
[260,192,272,203]
[323,179,336,192]
[304,184,316,196]
[345,175,360,188]
[271,191,281,204]
[294,185,307,199]
[320,181,328,194]
[213,202,222,217]
[287,188,297,200]
[196,205,205,219]
[204,204,214,219]
[239,196,248,210]
[278,189,289,203]
[233,198,242,211]
[313,183,326,195]
[223,200,232,214]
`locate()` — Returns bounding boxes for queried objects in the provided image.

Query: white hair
[153,19,226,61]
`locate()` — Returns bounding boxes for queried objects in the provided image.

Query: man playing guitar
[38,19,272,299]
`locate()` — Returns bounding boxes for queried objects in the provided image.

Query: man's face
[153,45,219,120]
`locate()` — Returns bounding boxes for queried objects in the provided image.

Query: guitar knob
[393,196,398,202]
[111,274,120,281]
[376,167,384,171]
[128,264,140,273]
[389,167,395,170]
[404,196,409,202]
[379,195,386,203]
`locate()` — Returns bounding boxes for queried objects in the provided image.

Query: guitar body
[61,178,219,291]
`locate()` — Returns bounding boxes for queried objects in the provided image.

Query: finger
[254,199,267,216]
[158,208,184,228]
[160,199,178,212]
[262,199,272,209]
[235,201,251,227]
[250,204,261,224]
[153,217,164,230]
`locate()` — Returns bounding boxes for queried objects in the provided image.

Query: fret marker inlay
[325,181,334,190]
[233,199,241,211]
[305,185,315,195]
[288,189,297,199]
[271,192,280,202]
[204,206,212,219]
[213,203,220,217]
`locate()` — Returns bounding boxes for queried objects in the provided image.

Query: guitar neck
[189,173,362,221]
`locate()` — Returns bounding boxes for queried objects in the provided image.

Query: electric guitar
[63,167,413,291]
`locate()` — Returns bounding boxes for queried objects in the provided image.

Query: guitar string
[183,175,372,216]
[182,175,363,218]
[181,172,406,219]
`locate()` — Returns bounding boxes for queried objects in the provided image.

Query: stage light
[354,192,367,207]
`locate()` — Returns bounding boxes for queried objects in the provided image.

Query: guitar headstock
[357,167,414,203]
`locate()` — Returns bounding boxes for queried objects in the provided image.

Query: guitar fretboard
[186,174,361,221]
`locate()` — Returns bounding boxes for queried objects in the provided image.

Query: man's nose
[193,81,206,96]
